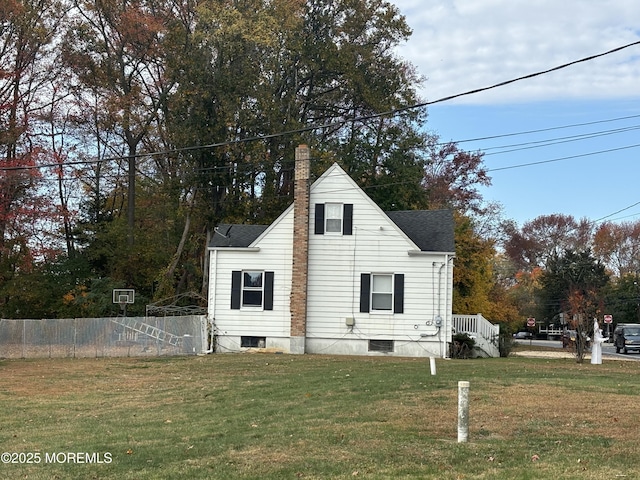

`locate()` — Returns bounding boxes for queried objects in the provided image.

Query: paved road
[516,338,640,361]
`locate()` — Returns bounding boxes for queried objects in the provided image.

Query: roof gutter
[408,250,456,257]
[207,247,260,252]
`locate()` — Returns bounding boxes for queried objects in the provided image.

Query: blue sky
[392,0,640,226]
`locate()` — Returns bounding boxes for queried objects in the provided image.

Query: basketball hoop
[113,289,135,305]
[113,289,135,316]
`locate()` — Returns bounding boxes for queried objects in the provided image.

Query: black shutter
[343,204,353,235]
[264,271,274,310]
[360,273,371,313]
[394,274,404,314]
[314,203,324,234]
[231,271,242,309]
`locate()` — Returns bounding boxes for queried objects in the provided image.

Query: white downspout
[444,254,454,358]
[203,249,217,354]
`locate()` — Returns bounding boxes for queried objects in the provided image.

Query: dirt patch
[0,343,185,359]
[514,349,636,361]
[0,357,189,398]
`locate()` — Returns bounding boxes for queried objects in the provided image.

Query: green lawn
[0,352,639,479]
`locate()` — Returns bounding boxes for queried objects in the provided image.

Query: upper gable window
[314,203,353,235]
[325,203,343,233]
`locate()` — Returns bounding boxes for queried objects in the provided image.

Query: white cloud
[392,0,640,104]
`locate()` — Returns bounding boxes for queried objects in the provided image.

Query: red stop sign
[527,317,535,327]
[604,315,612,324]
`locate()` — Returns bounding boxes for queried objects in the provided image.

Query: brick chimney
[290,144,310,354]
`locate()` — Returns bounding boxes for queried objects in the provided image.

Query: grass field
[1,349,639,479]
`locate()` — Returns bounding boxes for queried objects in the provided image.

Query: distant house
[207,145,455,357]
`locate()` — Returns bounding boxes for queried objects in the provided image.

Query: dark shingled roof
[385,209,455,252]
[210,209,454,253]
[210,224,269,247]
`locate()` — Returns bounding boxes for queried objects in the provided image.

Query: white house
[207,145,455,357]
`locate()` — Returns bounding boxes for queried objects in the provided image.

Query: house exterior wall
[208,163,454,358]
[305,166,453,357]
[209,208,294,353]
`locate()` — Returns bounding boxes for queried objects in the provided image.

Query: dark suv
[613,324,640,354]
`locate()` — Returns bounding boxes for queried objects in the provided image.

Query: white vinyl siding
[306,165,451,341]
[209,206,293,339]
[208,163,454,357]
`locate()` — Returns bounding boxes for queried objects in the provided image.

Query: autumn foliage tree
[0,0,68,314]
[422,137,490,216]
[451,213,520,331]
[4,0,610,325]
[539,249,609,362]
[593,221,640,277]
[63,0,179,246]
[502,214,593,272]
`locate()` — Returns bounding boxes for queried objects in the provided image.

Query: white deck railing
[452,313,500,357]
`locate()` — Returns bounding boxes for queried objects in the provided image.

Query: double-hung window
[360,273,404,314]
[371,274,393,311]
[242,271,263,307]
[314,203,353,235]
[231,271,274,310]
[325,203,343,233]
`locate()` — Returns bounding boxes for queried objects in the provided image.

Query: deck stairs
[452,313,500,358]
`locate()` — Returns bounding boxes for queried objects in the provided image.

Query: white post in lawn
[430,357,436,375]
[458,381,470,443]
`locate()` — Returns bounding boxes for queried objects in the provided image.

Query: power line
[482,125,640,156]
[592,201,640,224]
[35,119,640,179]
[3,39,640,173]
[486,143,640,172]
[437,113,640,145]
[417,40,640,105]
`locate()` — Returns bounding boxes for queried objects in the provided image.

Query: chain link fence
[0,315,208,359]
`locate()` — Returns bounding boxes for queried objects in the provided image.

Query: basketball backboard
[112,289,135,304]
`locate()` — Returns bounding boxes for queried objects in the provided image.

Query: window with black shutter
[360,273,404,314]
[314,203,353,235]
[231,271,274,310]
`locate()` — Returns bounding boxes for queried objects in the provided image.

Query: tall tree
[422,137,490,215]
[63,0,177,245]
[291,0,426,211]
[503,214,593,272]
[593,221,640,278]
[160,0,425,297]
[539,249,609,362]
[0,0,72,316]
[0,0,63,248]
[452,214,495,315]
[0,0,66,312]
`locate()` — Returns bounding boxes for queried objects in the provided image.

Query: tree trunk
[165,207,192,284]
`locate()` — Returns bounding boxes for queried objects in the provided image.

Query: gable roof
[209,209,454,252]
[385,209,455,253]
[209,162,454,252]
[210,224,269,247]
